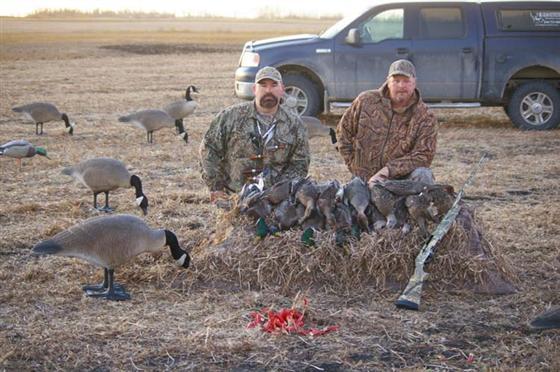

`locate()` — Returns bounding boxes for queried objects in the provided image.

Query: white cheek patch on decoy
[177,132,187,139]
[135,196,144,206]
[70,122,77,128]
[175,254,187,267]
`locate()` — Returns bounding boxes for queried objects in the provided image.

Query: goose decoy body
[31,214,190,301]
[163,85,199,141]
[300,116,337,145]
[0,139,49,170]
[12,102,75,135]
[118,109,187,144]
[529,307,560,330]
[62,157,148,215]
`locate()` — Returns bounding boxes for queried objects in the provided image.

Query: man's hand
[210,191,229,203]
[368,167,389,187]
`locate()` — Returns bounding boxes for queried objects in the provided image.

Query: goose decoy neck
[329,128,338,144]
[61,113,74,135]
[164,230,190,268]
[131,175,149,215]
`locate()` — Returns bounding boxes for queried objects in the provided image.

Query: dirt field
[1,17,558,370]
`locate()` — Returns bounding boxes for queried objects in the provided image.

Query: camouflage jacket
[336,82,437,180]
[200,101,310,192]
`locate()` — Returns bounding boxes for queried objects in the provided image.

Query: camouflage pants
[405,167,434,184]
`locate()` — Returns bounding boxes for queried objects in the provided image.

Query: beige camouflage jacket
[336,83,437,180]
[200,101,310,192]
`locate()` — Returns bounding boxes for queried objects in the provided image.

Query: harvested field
[1,17,559,370]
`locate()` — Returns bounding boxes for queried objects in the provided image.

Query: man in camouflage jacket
[200,66,310,201]
[336,59,438,187]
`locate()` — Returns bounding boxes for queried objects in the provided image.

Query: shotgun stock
[395,154,488,311]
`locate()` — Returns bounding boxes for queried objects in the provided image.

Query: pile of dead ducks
[237,176,456,244]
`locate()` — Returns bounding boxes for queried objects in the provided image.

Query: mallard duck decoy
[0,139,50,171]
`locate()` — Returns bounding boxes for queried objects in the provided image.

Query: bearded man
[336,59,438,187]
[200,66,310,202]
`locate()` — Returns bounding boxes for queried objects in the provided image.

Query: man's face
[387,75,416,107]
[253,79,285,112]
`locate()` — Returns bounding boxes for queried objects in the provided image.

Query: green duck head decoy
[256,217,270,239]
[35,146,50,159]
[301,227,315,246]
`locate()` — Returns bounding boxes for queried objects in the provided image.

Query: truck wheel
[283,74,321,117]
[507,81,560,130]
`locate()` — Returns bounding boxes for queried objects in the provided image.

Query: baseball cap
[387,59,416,78]
[255,66,283,83]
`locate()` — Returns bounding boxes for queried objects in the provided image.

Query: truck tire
[507,81,560,130]
[283,74,321,117]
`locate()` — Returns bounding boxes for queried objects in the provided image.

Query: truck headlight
[240,52,260,67]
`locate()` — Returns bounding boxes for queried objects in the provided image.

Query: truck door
[332,6,413,100]
[409,4,481,100]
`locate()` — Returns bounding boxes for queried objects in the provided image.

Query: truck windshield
[320,5,372,39]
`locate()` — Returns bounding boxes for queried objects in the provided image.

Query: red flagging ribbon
[247,306,339,336]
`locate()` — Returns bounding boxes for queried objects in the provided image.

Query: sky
[0,0,371,18]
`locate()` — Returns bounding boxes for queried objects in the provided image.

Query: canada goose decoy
[529,307,560,330]
[0,139,50,171]
[31,214,191,301]
[118,109,187,144]
[301,116,337,145]
[163,85,199,141]
[12,102,75,135]
[62,157,148,215]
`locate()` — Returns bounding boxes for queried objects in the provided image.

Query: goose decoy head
[35,147,50,159]
[165,230,190,268]
[186,85,199,100]
[61,113,76,135]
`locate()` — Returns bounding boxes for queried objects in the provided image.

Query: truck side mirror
[345,28,361,46]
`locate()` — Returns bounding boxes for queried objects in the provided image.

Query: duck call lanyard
[249,117,277,178]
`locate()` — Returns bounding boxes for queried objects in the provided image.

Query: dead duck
[163,85,199,141]
[378,179,453,197]
[273,199,300,230]
[12,102,75,135]
[369,183,400,229]
[0,139,49,171]
[31,214,190,301]
[424,187,455,221]
[529,307,560,330]
[405,193,436,236]
[118,109,187,144]
[344,177,371,232]
[316,180,341,229]
[62,157,148,215]
[295,179,319,225]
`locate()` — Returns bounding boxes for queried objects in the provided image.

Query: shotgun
[395,154,488,311]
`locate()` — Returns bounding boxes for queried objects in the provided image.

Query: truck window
[498,9,560,31]
[418,7,464,39]
[358,8,404,43]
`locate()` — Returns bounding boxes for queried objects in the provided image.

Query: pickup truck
[234,1,560,130]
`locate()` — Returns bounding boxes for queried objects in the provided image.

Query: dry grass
[1,18,559,371]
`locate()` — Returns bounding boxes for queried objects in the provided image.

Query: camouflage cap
[387,59,416,78]
[255,66,283,83]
